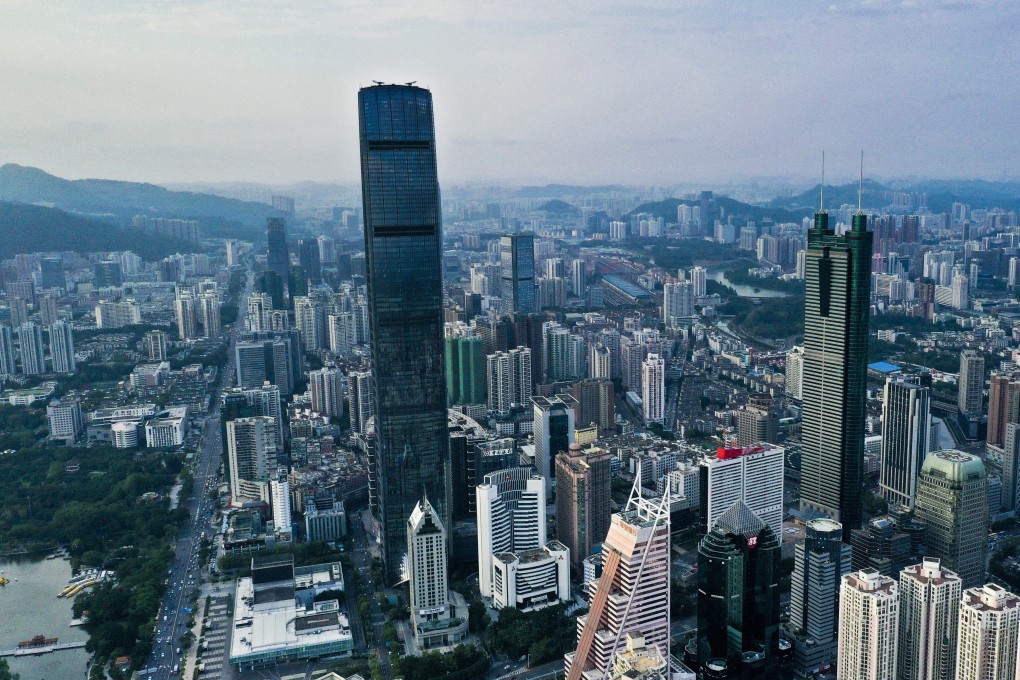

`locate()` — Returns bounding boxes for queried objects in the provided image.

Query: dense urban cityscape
[2,4,1020,680]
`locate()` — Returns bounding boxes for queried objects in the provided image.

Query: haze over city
[2,0,1018,185]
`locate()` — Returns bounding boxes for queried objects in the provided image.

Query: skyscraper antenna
[858,150,864,214]
[820,151,825,213]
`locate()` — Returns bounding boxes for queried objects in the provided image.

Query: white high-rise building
[48,320,76,373]
[564,483,670,680]
[270,476,292,535]
[46,398,84,444]
[95,299,141,328]
[328,312,358,355]
[197,292,221,337]
[838,569,900,680]
[247,293,272,332]
[174,293,198,340]
[699,444,785,539]
[955,583,1020,680]
[347,370,375,435]
[294,296,324,351]
[589,343,611,380]
[663,281,694,329]
[226,416,278,506]
[897,558,962,680]
[641,353,665,425]
[309,368,344,418]
[689,266,707,297]
[476,469,546,597]
[570,259,587,297]
[880,376,931,510]
[17,322,45,375]
[407,497,469,649]
[487,347,532,413]
[785,345,804,400]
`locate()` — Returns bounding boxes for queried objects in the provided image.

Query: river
[0,557,90,680]
[707,267,790,298]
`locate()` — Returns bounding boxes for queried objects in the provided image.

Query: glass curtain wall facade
[267,217,289,279]
[500,233,536,315]
[800,210,872,532]
[359,84,451,582]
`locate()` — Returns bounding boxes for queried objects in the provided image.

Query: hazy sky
[1,0,1017,186]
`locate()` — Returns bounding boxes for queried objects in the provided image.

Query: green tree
[0,659,21,680]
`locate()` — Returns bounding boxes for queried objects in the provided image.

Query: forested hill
[0,201,200,261]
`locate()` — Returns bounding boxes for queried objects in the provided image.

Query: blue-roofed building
[867,361,902,377]
[599,275,653,307]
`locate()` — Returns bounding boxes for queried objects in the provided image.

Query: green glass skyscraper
[800,207,872,532]
[359,84,451,582]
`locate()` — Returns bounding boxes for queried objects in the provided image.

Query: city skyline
[2,2,1018,185]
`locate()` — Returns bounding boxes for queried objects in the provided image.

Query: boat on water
[18,635,58,649]
[0,576,9,586]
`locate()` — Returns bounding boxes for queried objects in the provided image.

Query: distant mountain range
[0,164,282,238]
[771,179,1020,213]
[628,197,810,224]
[0,201,199,261]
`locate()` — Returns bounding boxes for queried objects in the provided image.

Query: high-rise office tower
[897,558,962,680]
[48,320,76,374]
[800,205,872,531]
[347,369,375,436]
[0,325,16,375]
[174,293,197,340]
[39,257,64,291]
[266,217,289,279]
[955,583,1020,680]
[144,330,167,362]
[308,368,344,418]
[986,371,1020,448]
[93,260,123,288]
[234,335,295,396]
[406,496,467,648]
[476,469,546,597]
[957,350,985,417]
[226,416,278,506]
[838,569,899,680]
[1003,422,1020,514]
[17,322,45,375]
[258,270,285,310]
[694,501,782,676]
[915,450,988,588]
[565,485,670,680]
[287,265,308,305]
[297,238,322,284]
[556,442,612,574]
[737,394,778,446]
[699,444,785,539]
[359,84,451,582]
[641,353,665,426]
[532,394,576,492]
[788,518,851,677]
[880,376,932,509]
[486,347,531,413]
[445,334,486,406]
[222,382,284,445]
[500,233,536,315]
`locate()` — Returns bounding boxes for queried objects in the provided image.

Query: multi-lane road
[141,273,249,679]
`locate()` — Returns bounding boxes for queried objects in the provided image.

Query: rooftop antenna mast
[858,150,864,214]
[820,150,825,213]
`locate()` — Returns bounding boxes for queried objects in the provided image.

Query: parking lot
[194,595,233,680]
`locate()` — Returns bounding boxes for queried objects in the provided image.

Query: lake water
[707,267,790,298]
[0,557,90,680]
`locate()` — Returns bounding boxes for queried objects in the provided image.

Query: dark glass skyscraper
[800,208,872,532]
[359,84,450,582]
[267,217,289,279]
[500,232,536,315]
